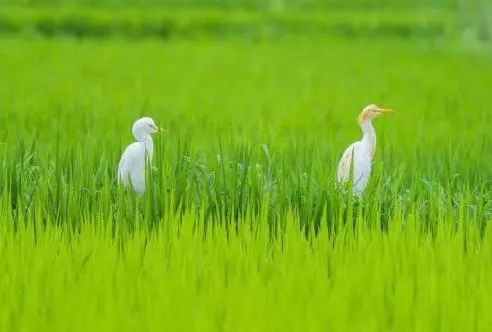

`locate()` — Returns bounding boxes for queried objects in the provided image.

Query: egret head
[358,104,394,123]
[132,117,160,141]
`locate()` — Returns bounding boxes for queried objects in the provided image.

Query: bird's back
[336,141,372,196]
[118,142,147,193]
[337,142,358,183]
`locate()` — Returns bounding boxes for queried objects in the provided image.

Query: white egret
[118,117,161,194]
[336,104,394,197]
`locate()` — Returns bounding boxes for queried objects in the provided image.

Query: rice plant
[0,7,491,331]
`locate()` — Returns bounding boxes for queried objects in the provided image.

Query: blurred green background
[0,1,491,331]
[0,0,490,41]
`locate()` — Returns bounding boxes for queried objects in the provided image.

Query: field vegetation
[0,1,491,330]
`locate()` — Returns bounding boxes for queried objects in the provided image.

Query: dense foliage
[0,4,491,331]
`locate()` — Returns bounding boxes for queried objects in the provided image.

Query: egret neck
[359,120,376,159]
[134,132,154,163]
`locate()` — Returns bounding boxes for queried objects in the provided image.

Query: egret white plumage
[336,104,394,197]
[118,117,161,194]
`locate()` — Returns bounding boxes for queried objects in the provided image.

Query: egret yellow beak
[378,108,395,114]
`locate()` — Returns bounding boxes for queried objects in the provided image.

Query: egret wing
[118,146,132,186]
[336,142,357,183]
[117,143,147,193]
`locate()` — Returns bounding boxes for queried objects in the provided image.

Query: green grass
[0,12,491,331]
[3,213,492,331]
[0,0,463,10]
[0,8,456,39]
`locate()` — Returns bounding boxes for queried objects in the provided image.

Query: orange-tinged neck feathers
[358,110,372,124]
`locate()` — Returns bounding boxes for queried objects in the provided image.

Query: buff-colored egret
[118,117,162,194]
[336,104,394,197]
